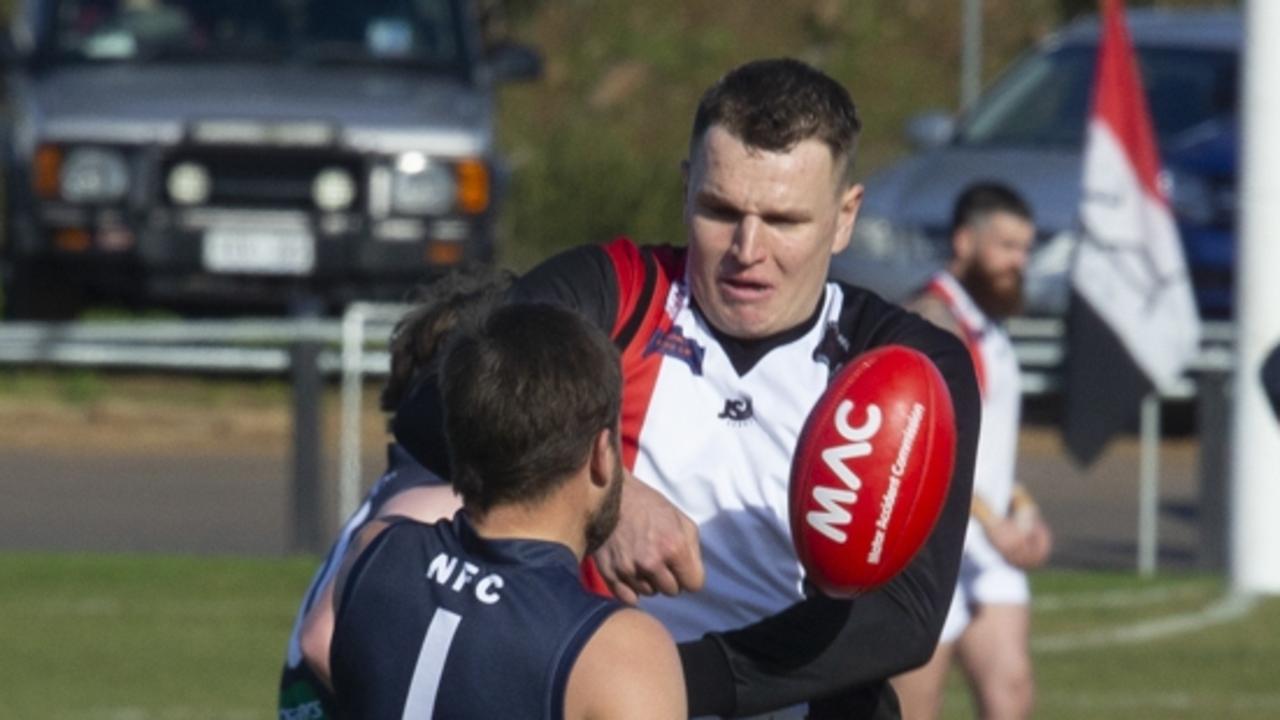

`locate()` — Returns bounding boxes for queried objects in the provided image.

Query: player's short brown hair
[440,303,622,514]
[690,58,862,186]
[949,181,1033,237]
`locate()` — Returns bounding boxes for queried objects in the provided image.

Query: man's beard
[584,458,625,556]
[958,262,1024,319]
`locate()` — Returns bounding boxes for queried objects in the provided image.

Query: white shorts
[939,523,1030,644]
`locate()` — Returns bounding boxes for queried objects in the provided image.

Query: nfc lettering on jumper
[424,552,505,604]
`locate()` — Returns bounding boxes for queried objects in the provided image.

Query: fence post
[338,304,368,528]
[289,297,325,554]
[1198,370,1231,570]
[1137,392,1161,577]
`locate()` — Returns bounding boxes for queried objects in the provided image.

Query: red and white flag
[1063,0,1201,464]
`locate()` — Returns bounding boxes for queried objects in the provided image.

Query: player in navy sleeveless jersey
[278,271,507,720]
[324,303,685,719]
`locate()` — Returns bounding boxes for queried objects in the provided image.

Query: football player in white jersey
[499,59,981,718]
[296,58,983,719]
[893,183,1053,720]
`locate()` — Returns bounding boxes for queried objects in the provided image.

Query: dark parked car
[831,8,1240,319]
[0,0,540,318]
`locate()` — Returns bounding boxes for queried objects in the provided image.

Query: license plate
[202,227,315,275]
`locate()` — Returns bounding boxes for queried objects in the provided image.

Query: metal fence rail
[0,313,1233,383]
[1006,316,1234,397]
[0,309,1237,564]
[0,317,392,374]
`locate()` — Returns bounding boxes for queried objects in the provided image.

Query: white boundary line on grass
[1032,592,1259,653]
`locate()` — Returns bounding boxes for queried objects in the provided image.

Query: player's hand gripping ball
[789,345,956,596]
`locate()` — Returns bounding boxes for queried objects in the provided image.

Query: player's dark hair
[382,267,515,414]
[439,303,622,515]
[949,181,1034,237]
[690,58,862,186]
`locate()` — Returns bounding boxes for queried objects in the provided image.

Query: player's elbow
[880,577,950,675]
[897,617,941,673]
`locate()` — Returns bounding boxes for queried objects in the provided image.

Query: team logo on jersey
[717,396,754,424]
[813,322,850,370]
[643,324,705,375]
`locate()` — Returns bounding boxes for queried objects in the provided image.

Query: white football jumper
[926,271,1029,642]
[635,280,845,642]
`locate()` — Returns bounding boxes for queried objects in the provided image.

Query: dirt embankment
[0,380,390,456]
[0,397,290,454]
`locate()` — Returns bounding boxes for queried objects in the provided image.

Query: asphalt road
[0,407,1211,573]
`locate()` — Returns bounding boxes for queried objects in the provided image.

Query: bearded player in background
[891,183,1053,720]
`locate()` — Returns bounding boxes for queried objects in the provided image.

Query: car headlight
[167,161,211,205]
[313,167,357,211]
[392,152,455,215]
[60,147,129,203]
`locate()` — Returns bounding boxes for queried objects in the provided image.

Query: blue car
[831,8,1240,319]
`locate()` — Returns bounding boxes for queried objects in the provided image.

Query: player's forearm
[702,485,969,714]
[676,636,736,717]
[680,587,935,715]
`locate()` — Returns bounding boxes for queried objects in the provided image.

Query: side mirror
[905,112,955,151]
[487,42,542,83]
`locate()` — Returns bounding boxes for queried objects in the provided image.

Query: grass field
[0,553,315,720]
[1,554,1276,719]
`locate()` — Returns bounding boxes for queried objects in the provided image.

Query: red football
[789,345,956,597]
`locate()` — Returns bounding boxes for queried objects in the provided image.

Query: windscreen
[957,45,1237,149]
[50,0,470,72]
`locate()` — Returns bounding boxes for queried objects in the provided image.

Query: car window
[957,44,1238,150]
[51,0,468,71]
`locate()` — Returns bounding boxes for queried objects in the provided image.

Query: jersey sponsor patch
[717,396,754,424]
[643,324,705,375]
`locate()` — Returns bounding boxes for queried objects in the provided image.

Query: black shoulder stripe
[613,248,659,351]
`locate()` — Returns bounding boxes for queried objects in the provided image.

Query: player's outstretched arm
[565,608,687,720]
[298,486,460,687]
[591,469,705,605]
[677,316,982,717]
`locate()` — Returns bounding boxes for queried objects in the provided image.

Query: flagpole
[1230,0,1280,594]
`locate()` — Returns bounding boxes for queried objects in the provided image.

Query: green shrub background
[490,0,1236,271]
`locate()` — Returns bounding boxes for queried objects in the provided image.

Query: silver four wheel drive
[0,0,540,318]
